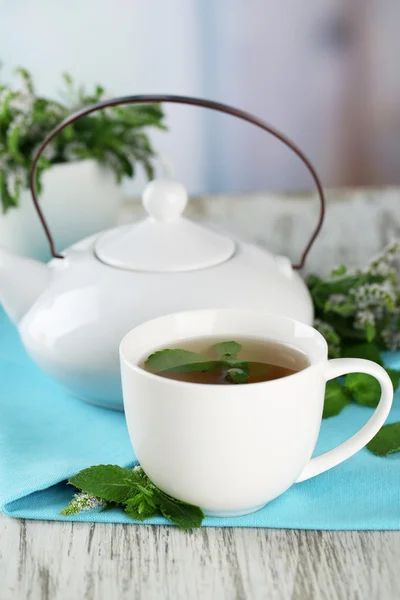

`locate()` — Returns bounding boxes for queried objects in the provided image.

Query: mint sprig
[69,465,144,503]
[214,341,242,360]
[323,380,351,418]
[309,243,400,455]
[61,464,204,529]
[321,340,400,456]
[145,349,216,373]
[367,423,400,456]
[145,341,250,384]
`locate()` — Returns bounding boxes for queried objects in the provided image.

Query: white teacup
[120,309,393,517]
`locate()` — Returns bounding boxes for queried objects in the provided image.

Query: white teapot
[0,95,325,410]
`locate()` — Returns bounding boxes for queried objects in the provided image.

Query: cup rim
[119,309,328,390]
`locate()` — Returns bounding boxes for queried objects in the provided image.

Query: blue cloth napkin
[1,308,400,529]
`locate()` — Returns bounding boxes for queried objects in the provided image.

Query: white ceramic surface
[0,160,122,261]
[0,180,313,410]
[95,180,235,272]
[120,309,393,517]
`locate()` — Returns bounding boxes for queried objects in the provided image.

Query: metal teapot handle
[29,95,325,269]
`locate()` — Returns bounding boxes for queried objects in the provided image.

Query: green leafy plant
[308,242,400,456]
[61,464,204,529]
[0,66,166,213]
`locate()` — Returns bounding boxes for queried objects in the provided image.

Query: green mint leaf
[330,264,347,277]
[345,368,398,408]
[100,502,119,513]
[165,361,219,373]
[214,341,242,360]
[125,496,157,522]
[154,491,204,529]
[225,366,249,384]
[324,299,354,316]
[342,343,383,366]
[366,422,400,456]
[145,349,213,372]
[344,373,380,407]
[363,320,376,343]
[386,369,400,391]
[69,465,144,503]
[323,380,350,418]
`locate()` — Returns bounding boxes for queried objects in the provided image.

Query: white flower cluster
[381,329,400,351]
[6,173,22,198]
[9,93,34,114]
[0,89,13,106]
[328,294,346,304]
[69,492,104,512]
[7,113,32,140]
[351,281,396,312]
[354,309,375,331]
[368,241,400,278]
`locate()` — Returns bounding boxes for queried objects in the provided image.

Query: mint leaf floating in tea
[143,339,305,384]
[366,422,400,456]
[145,349,217,373]
[214,340,250,383]
[62,463,205,529]
[226,366,250,384]
[214,341,242,360]
[323,380,351,418]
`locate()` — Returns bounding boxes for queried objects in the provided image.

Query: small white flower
[368,242,400,275]
[328,294,346,304]
[352,281,396,310]
[370,262,396,277]
[354,309,375,330]
[72,492,104,511]
[382,329,400,351]
[0,89,13,105]
[9,94,34,113]
[42,144,57,161]
[6,173,22,198]
[132,464,146,477]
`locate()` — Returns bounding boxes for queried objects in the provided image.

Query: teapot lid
[94,180,236,272]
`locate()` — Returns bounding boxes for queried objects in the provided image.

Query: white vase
[0,160,123,261]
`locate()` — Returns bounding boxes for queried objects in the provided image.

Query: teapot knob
[142,179,188,222]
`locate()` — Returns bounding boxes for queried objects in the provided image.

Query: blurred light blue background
[1,0,399,195]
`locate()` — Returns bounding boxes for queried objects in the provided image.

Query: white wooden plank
[1,514,400,600]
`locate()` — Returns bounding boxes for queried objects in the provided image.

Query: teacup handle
[296,358,394,483]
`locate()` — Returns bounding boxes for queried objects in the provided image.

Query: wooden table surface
[1,514,399,600]
[2,189,400,599]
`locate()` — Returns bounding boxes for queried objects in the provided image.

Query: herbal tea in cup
[142,337,309,385]
[120,309,393,517]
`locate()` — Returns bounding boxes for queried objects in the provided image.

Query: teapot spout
[0,248,52,324]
